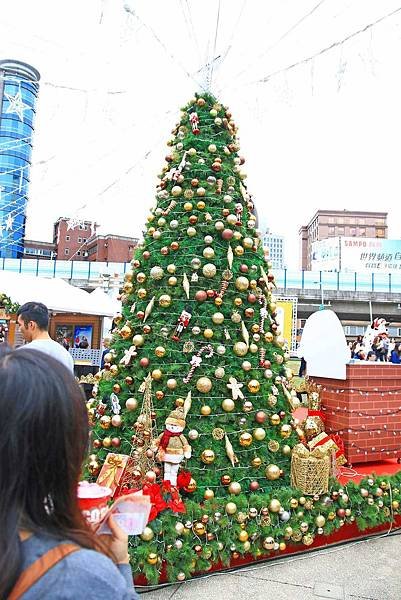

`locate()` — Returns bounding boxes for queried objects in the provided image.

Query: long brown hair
[0,346,110,598]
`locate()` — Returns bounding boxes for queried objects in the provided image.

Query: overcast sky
[1,0,401,268]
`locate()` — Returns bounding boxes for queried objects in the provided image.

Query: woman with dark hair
[0,346,138,599]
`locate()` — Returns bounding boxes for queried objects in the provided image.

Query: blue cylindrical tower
[0,59,40,258]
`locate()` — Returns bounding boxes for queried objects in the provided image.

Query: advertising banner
[311,237,401,273]
[275,298,297,353]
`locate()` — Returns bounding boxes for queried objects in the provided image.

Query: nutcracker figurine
[189,112,200,134]
[172,307,192,341]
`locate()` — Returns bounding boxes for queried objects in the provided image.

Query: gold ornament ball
[167,263,176,274]
[280,424,292,438]
[171,185,182,197]
[151,369,163,381]
[243,400,253,412]
[125,398,137,412]
[177,572,186,582]
[212,312,225,325]
[197,200,206,209]
[282,444,292,456]
[315,515,326,528]
[109,364,119,376]
[175,522,185,535]
[103,352,113,364]
[120,325,132,339]
[215,367,225,379]
[166,378,177,390]
[123,281,134,293]
[251,457,262,468]
[238,530,249,543]
[175,397,184,407]
[155,346,166,358]
[270,414,281,426]
[265,332,274,343]
[239,432,253,447]
[147,553,158,565]
[203,328,214,339]
[222,398,235,412]
[234,246,245,256]
[187,226,197,237]
[132,334,144,347]
[302,533,314,546]
[168,276,177,286]
[263,536,275,550]
[214,296,223,307]
[228,481,242,495]
[193,522,206,536]
[196,377,212,393]
[140,527,154,541]
[137,288,147,299]
[201,449,216,464]
[99,416,111,429]
[269,499,281,513]
[247,379,260,393]
[150,266,164,280]
[265,464,281,480]
[111,415,122,427]
[253,428,266,441]
[204,488,215,500]
[159,294,172,308]
[249,343,258,354]
[201,405,212,416]
[203,263,217,278]
[242,237,254,249]
[233,341,248,357]
[203,247,215,259]
[225,502,237,515]
[235,276,249,291]
[102,437,112,448]
[242,360,252,371]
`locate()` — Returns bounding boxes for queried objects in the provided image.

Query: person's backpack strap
[8,543,80,600]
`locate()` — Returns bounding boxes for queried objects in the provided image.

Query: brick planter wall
[312,364,401,465]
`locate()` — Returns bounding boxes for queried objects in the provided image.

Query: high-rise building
[262,228,285,270]
[299,209,388,270]
[0,60,40,258]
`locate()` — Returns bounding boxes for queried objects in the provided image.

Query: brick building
[85,234,138,263]
[53,218,96,260]
[299,210,388,270]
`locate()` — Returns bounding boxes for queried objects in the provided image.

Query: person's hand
[99,515,130,564]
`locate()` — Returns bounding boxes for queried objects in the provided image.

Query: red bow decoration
[177,469,192,489]
[308,409,325,421]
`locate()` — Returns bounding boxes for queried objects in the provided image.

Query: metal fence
[1,258,401,294]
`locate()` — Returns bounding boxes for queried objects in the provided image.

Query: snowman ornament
[153,407,191,486]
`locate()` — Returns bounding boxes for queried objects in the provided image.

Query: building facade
[23,239,56,260]
[299,209,388,270]
[85,234,138,263]
[53,218,97,260]
[262,228,285,269]
[0,60,40,258]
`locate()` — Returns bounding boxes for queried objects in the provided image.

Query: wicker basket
[291,451,330,495]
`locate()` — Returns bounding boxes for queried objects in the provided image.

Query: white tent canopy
[0,272,114,317]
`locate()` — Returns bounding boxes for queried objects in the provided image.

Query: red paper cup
[77,481,112,525]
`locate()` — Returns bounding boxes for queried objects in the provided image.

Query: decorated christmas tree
[86,92,401,584]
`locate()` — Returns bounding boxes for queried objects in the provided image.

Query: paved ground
[137,531,401,600]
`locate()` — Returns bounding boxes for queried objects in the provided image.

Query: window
[83,238,87,242]
[65,235,70,241]
[337,227,345,235]
[376,228,385,238]
[64,248,69,255]
[78,237,82,243]
[350,228,356,236]
[77,251,81,256]
[359,228,366,236]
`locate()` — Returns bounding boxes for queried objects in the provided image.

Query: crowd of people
[349,334,401,363]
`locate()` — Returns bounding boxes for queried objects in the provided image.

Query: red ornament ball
[206,289,216,298]
[137,311,145,320]
[337,508,346,518]
[255,411,267,424]
[140,357,150,368]
[247,293,257,304]
[111,437,121,447]
[240,264,249,273]
[222,229,234,240]
[195,290,208,302]
[264,360,271,369]
[142,251,150,260]
[249,481,260,491]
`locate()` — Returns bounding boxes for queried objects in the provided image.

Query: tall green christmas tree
[86,92,401,584]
